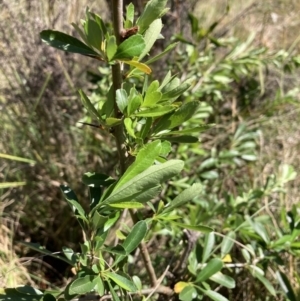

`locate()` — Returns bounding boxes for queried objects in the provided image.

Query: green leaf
[60,185,86,219]
[173,222,213,233]
[115,140,162,189]
[254,273,276,296]
[162,135,198,143]
[179,286,197,301]
[125,3,135,28]
[135,105,175,117]
[91,211,108,230]
[95,277,105,296]
[137,0,168,33]
[138,117,152,139]
[0,287,44,301]
[40,30,99,57]
[104,212,120,231]
[109,202,144,209]
[69,275,98,295]
[165,125,214,135]
[107,35,117,61]
[124,118,136,138]
[146,42,178,64]
[102,160,184,204]
[161,79,192,100]
[79,89,101,121]
[123,59,152,74]
[84,18,103,50]
[196,258,223,282]
[210,272,235,289]
[134,185,161,203]
[122,220,147,253]
[153,101,199,133]
[82,172,115,186]
[164,184,202,213]
[139,19,163,60]
[113,35,145,59]
[16,286,43,296]
[202,232,215,263]
[116,89,128,113]
[221,231,236,258]
[89,186,102,210]
[202,289,229,301]
[106,117,122,126]
[20,242,72,265]
[127,94,142,116]
[107,280,120,301]
[142,89,162,107]
[276,271,297,301]
[106,273,137,292]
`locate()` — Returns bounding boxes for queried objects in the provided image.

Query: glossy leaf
[101,160,184,204]
[113,35,145,59]
[115,140,162,189]
[254,273,276,296]
[107,280,120,301]
[153,101,199,133]
[124,118,136,138]
[123,59,152,74]
[178,285,197,301]
[20,242,72,265]
[127,94,142,116]
[163,135,198,143]
[40,30,99,57]
[122,220,147,253]
[69,275,98,295]
[116,89,128,113]
[84,18,103,50]
[109,201,144,209]
[107,35,117,61]
[210,272,235,289]
[0,287,44,301]
[276,271,297,301]
[137,0,168,33]
[135,105,175,117]
[202,232,215,263]
[105,117,122,126]
[125,3,134,28]
[221,231,236,258]
[139,19,163,60]
[161,79,192,100]
[164,183,202,213]
[106,272,137,292]
[174,281,190,294]
[146,42,178,64]
[79,89,101,121]
[196,258,223,282]
[95,277,105,296]
[89,186,102,210]
[203,289,229,301]
[82,172,115,187]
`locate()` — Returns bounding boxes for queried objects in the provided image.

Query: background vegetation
[0,0,300,300]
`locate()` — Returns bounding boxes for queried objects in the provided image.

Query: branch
[111,0,127,174]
